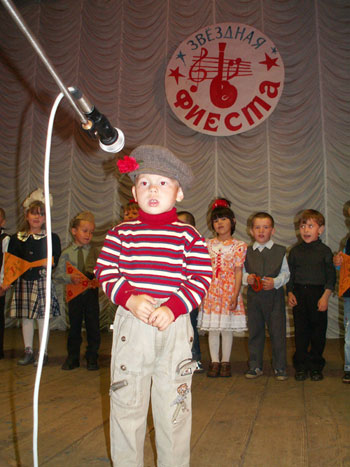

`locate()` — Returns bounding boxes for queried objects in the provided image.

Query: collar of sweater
[138,208,178,225]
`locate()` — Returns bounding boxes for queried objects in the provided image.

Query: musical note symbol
[210,42,239,109]
[189,48,208,93]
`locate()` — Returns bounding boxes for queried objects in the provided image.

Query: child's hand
[148,306,174,331]
[317,297,328,312]
[247,274,256,285]
[288,292,297,307]
[0,284,10,297]
[126,294,157,324]
[333,252,343,267]
[230,295,238,311]
[262,277,274,290]
[70,273,82,285]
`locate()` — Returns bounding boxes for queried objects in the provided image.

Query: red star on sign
[169,67,185,85]
[259,53,279,71]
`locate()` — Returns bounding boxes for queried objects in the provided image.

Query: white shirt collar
[252,239,274,251]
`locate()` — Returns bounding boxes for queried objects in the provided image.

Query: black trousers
[0,295,5,356]
[292,284,327,372]
[67,289,100,360]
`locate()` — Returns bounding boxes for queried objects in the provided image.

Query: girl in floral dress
[198,199,247,377]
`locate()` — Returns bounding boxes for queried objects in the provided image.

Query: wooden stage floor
[0,328,349,467]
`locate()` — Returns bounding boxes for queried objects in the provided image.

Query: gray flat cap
[128,145,194,193]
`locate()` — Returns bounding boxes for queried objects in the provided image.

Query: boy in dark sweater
[243,212,290,380]
[287,209,336,381]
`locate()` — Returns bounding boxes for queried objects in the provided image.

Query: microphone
[70,88,125,153]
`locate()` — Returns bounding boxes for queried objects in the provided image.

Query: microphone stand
[0,0,87,124]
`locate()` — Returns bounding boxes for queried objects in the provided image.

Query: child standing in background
[54,211,100,371]
[0,208,10,358]
[333,201,350,383]
[7,189,61,366]
[287,209,336,381]
[177,210,204,372]
[198,198,247,378]
[243,212,290,380]
[122,199,139,221]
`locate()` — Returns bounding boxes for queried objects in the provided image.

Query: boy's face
[132,174,184,215]
[0,216,5,228]
[123,207,139,221]
[250,217,275,244]
[72,220,95,246]
[299,218,324,243]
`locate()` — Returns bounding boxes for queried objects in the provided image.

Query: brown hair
[299,209,325,227]
[71,211,95,230]
[251,212,275,228]
[21,201,46,232]
[0,208,5,221]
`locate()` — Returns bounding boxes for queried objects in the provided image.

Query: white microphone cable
[32,91,65,467]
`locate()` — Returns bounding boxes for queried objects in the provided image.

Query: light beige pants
[110,306,195,467]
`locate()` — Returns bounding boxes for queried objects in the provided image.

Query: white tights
[22,318,49,353]
[208,330,233,363]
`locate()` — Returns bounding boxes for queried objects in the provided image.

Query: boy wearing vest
[94,145,212,467]
[243,212,290,380]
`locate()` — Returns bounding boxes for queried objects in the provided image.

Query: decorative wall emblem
[165,23,284,136]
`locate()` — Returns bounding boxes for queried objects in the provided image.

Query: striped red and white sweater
[94,208,212,320]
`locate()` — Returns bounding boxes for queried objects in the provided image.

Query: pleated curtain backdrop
[0,0,349,336]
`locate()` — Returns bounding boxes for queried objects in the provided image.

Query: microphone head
[99,128,125,153]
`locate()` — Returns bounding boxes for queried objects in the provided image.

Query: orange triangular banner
[66,261,99,302]
[339,252,350,297]
[3,252,49,287]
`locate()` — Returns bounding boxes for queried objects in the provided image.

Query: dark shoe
[310,370,323,381]
[0,351,4,359]
[62,357,80,370]
[245,368,263,379]
[342,372,350,384]
[86,359,99,371]
[220,362,232,377]
[34,353,48,367]
[295,370,308,381]
[207,362,220,378]
[18,347,35,366]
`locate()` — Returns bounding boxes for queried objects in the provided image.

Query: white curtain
[0,0,349,336]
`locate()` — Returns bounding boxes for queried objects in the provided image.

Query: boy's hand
[247,274,256,285]
[126,294,157,324]
[148,306,174,331]
[262,277,274,290]
[333,252,343,267]
[70,273,82,285]
[318,290,331,312]
[288,292,297,307]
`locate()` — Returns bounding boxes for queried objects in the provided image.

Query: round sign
[165,23,284,136]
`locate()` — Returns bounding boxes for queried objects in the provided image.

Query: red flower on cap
[212,199,230,210]
[117,156,139,174]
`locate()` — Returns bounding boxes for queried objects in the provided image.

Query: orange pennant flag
[338,252,350,297]
[2,252,50,287]
[66,261,99,302]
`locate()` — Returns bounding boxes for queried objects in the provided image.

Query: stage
[0,328,349,466]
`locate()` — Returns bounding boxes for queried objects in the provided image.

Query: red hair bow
[212,199,229,210]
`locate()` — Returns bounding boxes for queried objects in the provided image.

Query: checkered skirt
[10,274,60,319]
